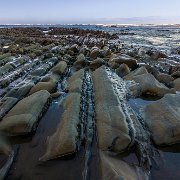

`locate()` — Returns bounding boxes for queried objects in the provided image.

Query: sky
[1,0,180,24]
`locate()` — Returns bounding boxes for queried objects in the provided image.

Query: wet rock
[73,53,86,70]
[142,94,180,146]
[0,134,12,155]
[90,47,100,59]
[0,63,14,76]
[51,92,64,98]
[29,80,57,95]
[90,58,105,70]
[100,151,148,180]
[0,97,18,120]
[169,65,180,75]
[0,90,50,135]
[79,45,89,56]
[68,69,84,84]
[143,65,160,78]
[69,44,79,53]
[109,54,137,70]
[115,63,130,77]
[101,46,111,58]
[0,78,11,88]
[5,83,34,99]
[93,66,131,152]
[124,66,148,80]
[174,78,180,91]
[171,71,180,79]
[40,93,81,161]
[30,68,47,76]
[156,73,174,87]
[147,50,167,60]
[51,61,67,75]
[131,73,175,97]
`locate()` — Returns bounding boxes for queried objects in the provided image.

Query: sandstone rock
[5,83,34,99]
[90,47,100,59]
[51,61,67,75]
[90,58,104,70]
[171,71,180,79]
[141,94,180,146]
[0,97,18,120]
[93,66,131,152]
[0,63,14,76]
[124,66,148,80]
[116,63,130,77]
[29,81,57,95]
[132,73,175,97]
[109,54,137,70]
[69,44,79,53]
[0,90,50,135]
[73,53,86,70]
[40,93,81,161]
[156,73,174,86]
[174,78,180,91]
[100,151,148,180]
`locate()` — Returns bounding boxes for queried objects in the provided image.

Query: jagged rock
[174,78,180,91]
[73,53,86,70]
[90,47,100,59]
[51,61,67,75]
[40,93,81,161]
[116,63,130,77]
[142,94,180,146]
[29,80,57,95]
[0,90,50,135]
[109,54,137,70]
[147,50,167,60]
[90,58,104,70]
[0,97,18,120]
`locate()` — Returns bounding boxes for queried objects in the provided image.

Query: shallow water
[129,98,180,180]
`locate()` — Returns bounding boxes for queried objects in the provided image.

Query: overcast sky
[1,0,180,24]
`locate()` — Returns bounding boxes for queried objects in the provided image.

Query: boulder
[109,54,137,70]
[29,81,57,95]
[73,53,86,70]
[116,63,130,77]
[156,73,174,86]
[90,47,100,59]
[124,66,148,80]
[30,68,47,76]
[0,134,12,155]
[51,61,67,75]
[132,73,175,97]
[0,90,50,135]
[174,78,180,91]
[69,44,79,53]
[90,58,104,70]
[0,64,14,76]
[141,94,180,146]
